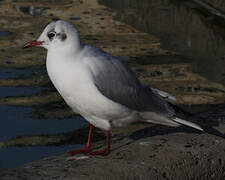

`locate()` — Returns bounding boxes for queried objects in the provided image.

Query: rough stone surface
[0,127,225,179]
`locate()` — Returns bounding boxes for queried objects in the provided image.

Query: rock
[15,5,45,17]
[0,129,225,180]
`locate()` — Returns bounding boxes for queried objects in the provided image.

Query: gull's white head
[24,20,81,52]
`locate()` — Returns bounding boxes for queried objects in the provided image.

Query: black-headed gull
[24,20,203,155]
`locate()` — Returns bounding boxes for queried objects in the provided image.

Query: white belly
[46,56,137,130]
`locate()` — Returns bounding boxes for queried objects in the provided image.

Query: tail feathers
[172,117,203,131]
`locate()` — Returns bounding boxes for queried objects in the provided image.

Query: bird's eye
[47,32,55,40]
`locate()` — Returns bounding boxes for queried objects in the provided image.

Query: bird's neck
[48,43,83,60]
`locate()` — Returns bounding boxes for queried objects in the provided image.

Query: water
[0,105,87,171]
[0,145,82,171]
[0,106,87,142]
[0,86,46,97]
[0,67,42,79]
[0,31,10,38]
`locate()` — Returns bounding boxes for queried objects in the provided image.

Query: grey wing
[87,48,174,116]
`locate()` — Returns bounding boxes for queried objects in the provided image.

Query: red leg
[90,130,110,156]
[69,124,94,156]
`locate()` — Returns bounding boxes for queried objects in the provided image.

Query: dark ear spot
[61,33,67,41]
[57,33,67,41]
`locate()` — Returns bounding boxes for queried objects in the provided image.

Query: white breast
[46,52,134,130]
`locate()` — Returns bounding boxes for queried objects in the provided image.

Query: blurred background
[0,0,224,171]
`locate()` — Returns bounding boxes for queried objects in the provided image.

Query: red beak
[23,40,44,49]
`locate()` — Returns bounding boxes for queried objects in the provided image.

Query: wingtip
[172,117,204,132]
